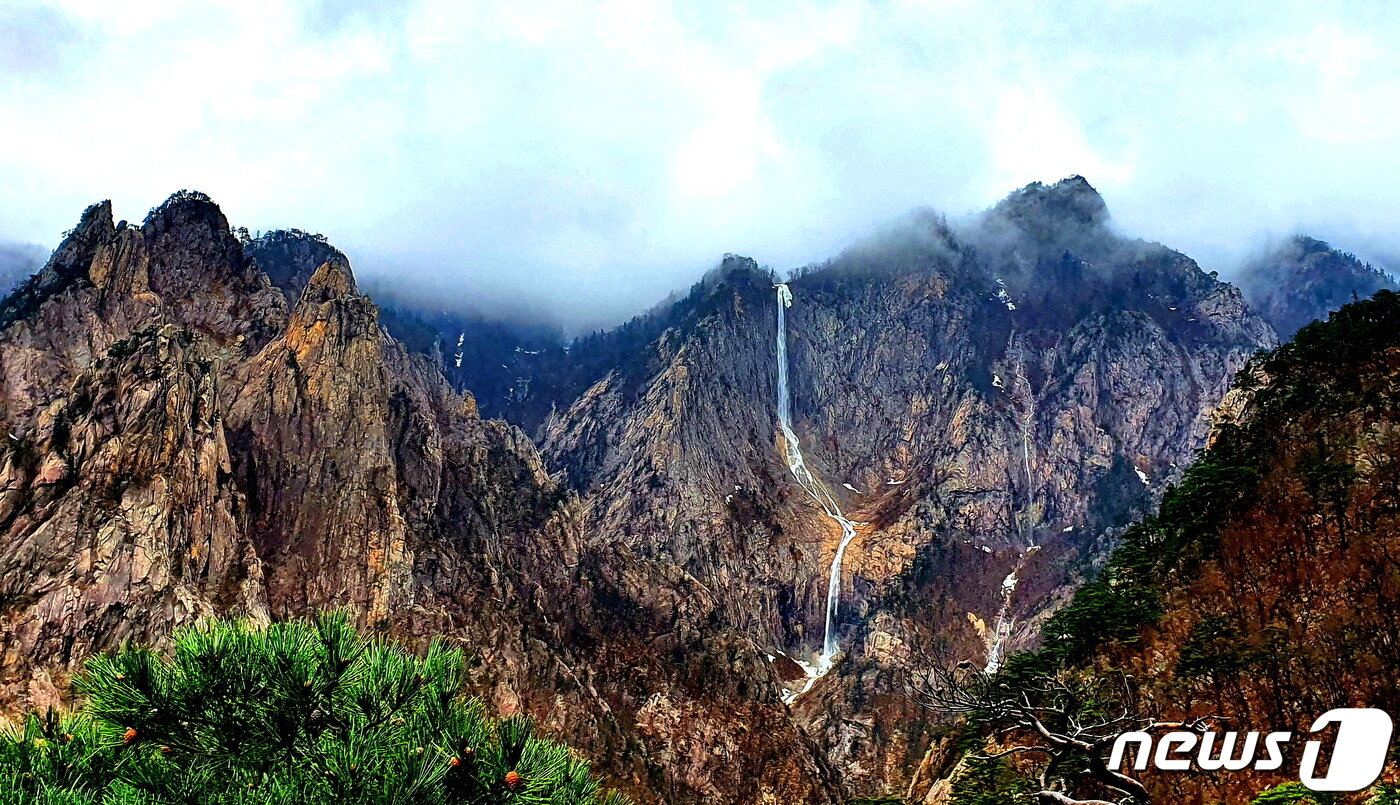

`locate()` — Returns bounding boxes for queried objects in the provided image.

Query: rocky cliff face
[535,177,1276,797]
[0,178,1277,803]
[0,191,837,805]
[1238,235,1398,340]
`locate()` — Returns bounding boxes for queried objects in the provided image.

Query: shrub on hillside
[0,613,628,805]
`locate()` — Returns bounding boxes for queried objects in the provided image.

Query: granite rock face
[0,178,1278,802]
[0,191,836,804]
[537,177,1276,796]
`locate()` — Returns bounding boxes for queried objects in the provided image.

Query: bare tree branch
[905,658,1222,805]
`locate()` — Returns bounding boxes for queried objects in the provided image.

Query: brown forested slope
[916,289,1400,804]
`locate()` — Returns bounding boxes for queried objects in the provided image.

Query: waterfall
[983,568,1020,674]
[774,284,860,679]
[984,356,1040,673]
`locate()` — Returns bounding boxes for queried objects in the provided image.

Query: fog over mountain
[0,242,45,298]
[3,0,1400,330]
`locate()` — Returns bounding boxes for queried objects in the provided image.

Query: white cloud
[2,0,1399,329]
[988,87,1135,194]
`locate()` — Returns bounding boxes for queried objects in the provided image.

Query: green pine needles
[0,613,630,805]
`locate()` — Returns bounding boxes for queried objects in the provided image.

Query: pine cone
[505,770,523,790]
[122,727,137,745]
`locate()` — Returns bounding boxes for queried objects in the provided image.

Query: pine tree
[0,613,630,805]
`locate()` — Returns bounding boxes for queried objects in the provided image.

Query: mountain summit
[1238,234,1398,339]
[991,174,1109,230]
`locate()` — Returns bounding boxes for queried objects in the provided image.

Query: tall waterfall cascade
[773,284,861,700]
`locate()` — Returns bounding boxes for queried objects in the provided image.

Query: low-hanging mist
[4,1,1400,329]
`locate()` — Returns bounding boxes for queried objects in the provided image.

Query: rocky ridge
[0,191,835,804]
[0,177,1280,802]
[1238,234,1397,340]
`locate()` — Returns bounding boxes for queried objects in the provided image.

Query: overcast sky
[2,0,1398,329]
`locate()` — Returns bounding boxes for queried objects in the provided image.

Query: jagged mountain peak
[0,200,114,327]
[279,259,383,368]
[696,253,774,297]
[989,174,1108,231]
[141,189,230,233]
[301,258,359,300]
[825,180,1106,280]
[833,207,961,271]
[76,198,115,233]
[718,253,761,275]
[967,175,1118,274]
[1292,234,1334,254]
